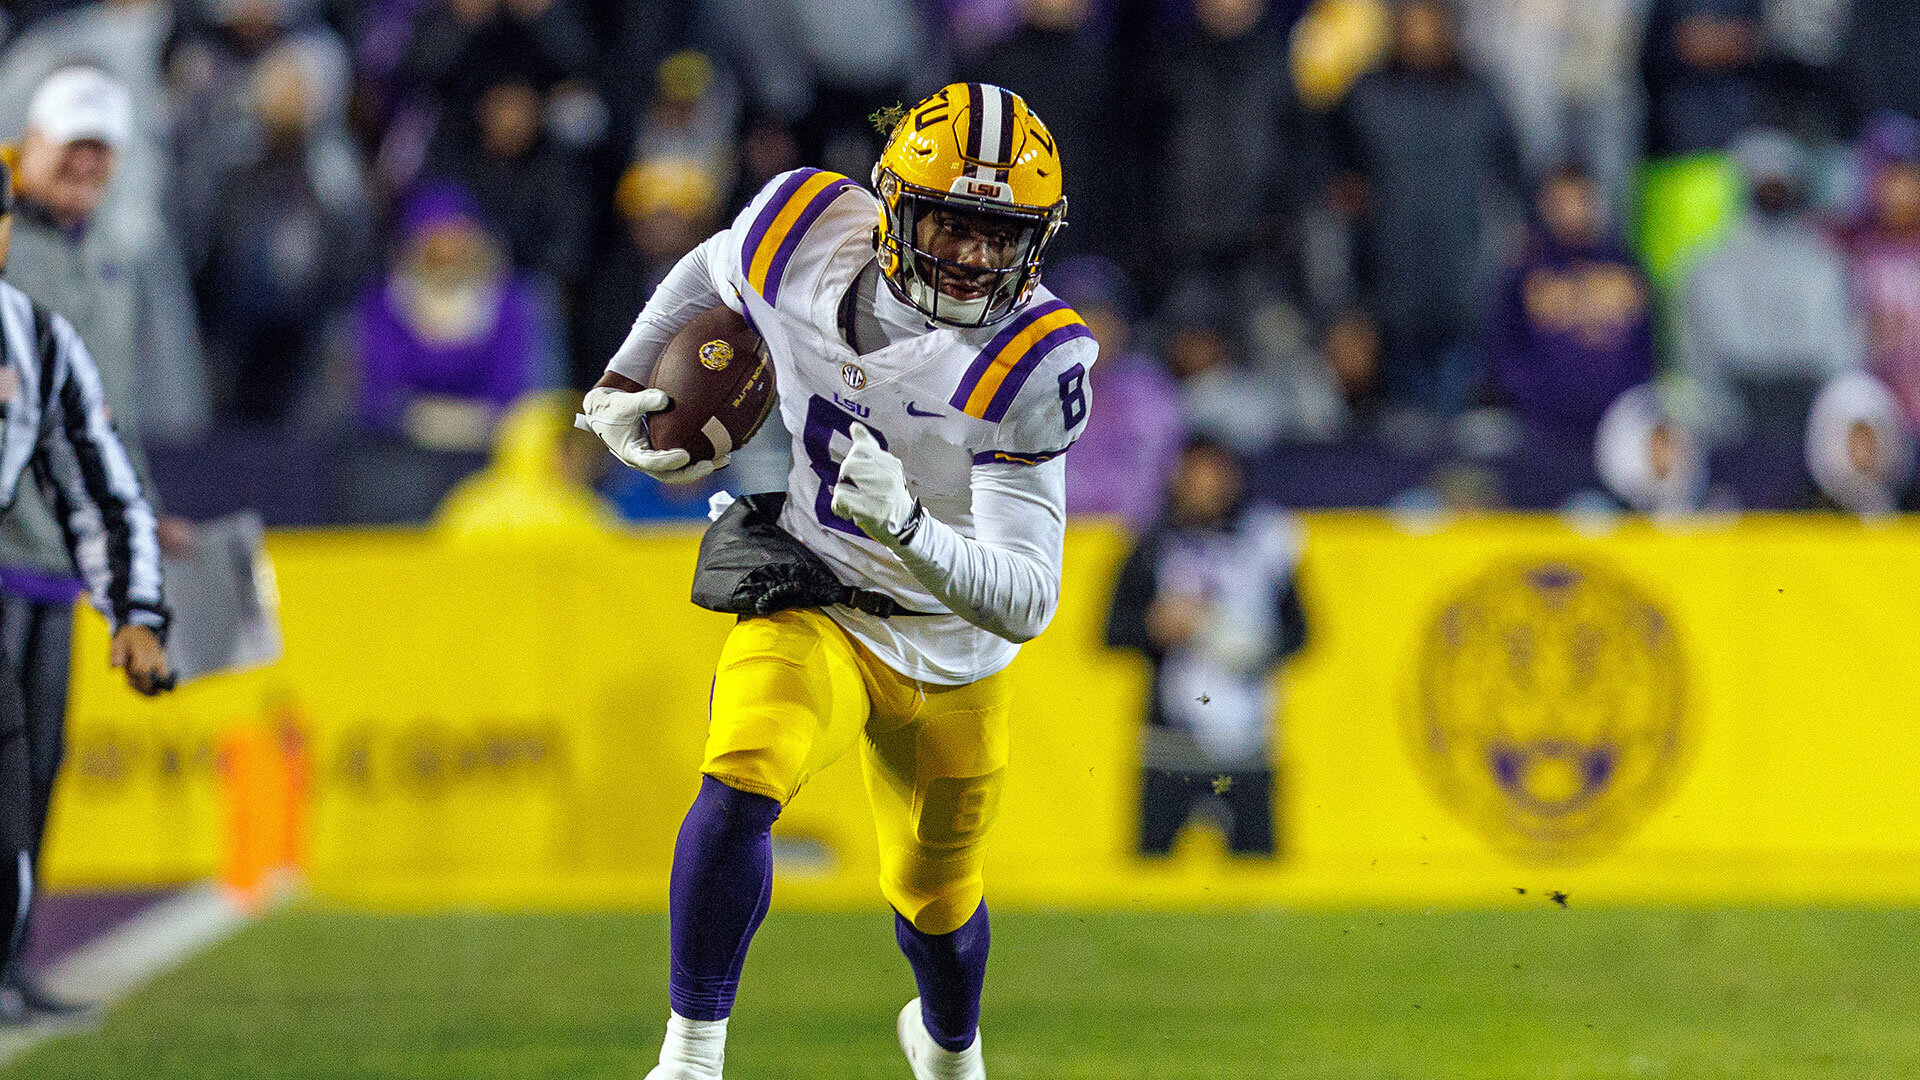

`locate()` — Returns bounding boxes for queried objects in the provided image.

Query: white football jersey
[701,168,1097,684]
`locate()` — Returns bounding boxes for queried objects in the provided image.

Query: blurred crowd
[5,0,1920,522]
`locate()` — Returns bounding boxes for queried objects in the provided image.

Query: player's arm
[832,337,1095,644]
[907,459,1065,643]
[579,232,737,482]
[33,310,173,695]
[833,424,1065,643]
[600,165,841,393]
[601,232,733,388]
[584,170,814,481]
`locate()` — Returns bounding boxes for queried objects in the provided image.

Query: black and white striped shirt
[0,280,165,633]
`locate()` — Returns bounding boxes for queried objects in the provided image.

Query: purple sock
[895,901,990,1052]
[667,775,782,1021]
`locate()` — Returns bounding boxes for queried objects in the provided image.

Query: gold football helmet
[873,83,1067,328]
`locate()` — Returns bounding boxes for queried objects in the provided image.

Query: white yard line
[0,885,254,1068]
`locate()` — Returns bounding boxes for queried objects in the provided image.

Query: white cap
[26,67,132,148]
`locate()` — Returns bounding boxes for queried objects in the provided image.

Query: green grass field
[5,907,1919,1079]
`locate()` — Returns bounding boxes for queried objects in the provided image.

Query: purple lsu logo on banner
[1406,561,1692,864]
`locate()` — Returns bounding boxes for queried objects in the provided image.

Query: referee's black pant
[0,596,75,982]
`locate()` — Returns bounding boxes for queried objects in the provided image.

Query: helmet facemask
[874,169,1063,330]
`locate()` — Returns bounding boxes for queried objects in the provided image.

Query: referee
[0,66,185,1019]
[0,157,172,1024]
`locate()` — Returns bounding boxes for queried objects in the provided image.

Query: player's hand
[831,423,919,545]
[110,624,175,697]
[577,385,725,483]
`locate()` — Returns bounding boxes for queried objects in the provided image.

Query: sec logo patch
[1405,561,1691,864]
[698,340,733,371]
[841,363,867,391]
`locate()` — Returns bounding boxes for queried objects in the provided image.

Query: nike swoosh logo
[905,401,944,418]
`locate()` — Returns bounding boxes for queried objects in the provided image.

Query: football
[644,305,776,465]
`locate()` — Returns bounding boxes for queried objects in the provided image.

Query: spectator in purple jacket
[356,181,550,449]
[1049,256,1185,527]
[1844,114,1920,433]
[1488,165,1655,439]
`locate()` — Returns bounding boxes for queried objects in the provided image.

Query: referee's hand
[110,624,175,696]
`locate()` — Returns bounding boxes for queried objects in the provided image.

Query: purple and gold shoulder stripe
[741,169,857,304]
[948,300,1091,423]
[972,446,1071,466]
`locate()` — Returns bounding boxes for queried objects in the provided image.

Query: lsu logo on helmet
[872,82,1067,329]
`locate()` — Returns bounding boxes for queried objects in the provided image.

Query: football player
[581,84,1094,1080]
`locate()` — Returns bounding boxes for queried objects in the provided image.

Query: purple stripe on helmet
[947,300,1066,410]
[762,178,855,304]
[992,87,1015,180]
[741,169,818,278]
[993,87,1015,162]
[982,320,1091,423]
[965,82,984,166]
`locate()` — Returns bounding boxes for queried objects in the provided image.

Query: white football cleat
[897,998,986,1080]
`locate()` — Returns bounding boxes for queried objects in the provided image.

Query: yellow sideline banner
[43,515,1920,909]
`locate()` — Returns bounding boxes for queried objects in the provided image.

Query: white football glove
[830,423,920,544]
[576,385,726,484]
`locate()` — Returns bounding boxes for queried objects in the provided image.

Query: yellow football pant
[703,609,1010,935]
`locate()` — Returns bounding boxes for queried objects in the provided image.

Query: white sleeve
[603,167,848,383]
[890,456,1066,644]
[604,232,736,383]
[884,323,1094,643]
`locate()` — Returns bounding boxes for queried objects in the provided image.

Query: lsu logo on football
[698,340,733,371]
[1405,561,1691,863]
